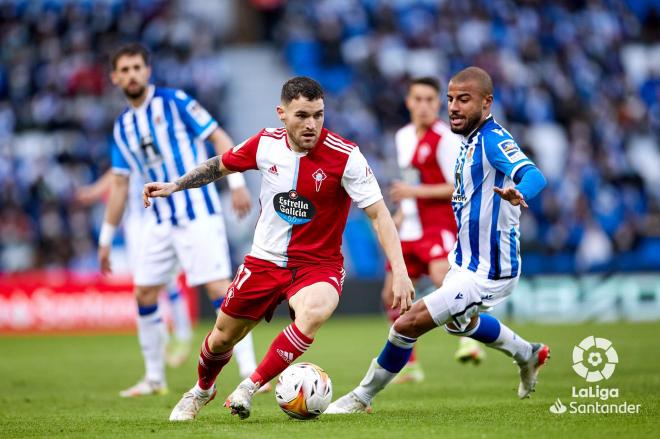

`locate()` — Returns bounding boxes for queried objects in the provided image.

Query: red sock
[250,323,313,385]
[197,333,232,390]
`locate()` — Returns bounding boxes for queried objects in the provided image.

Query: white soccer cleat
[119,378,168,398]
[324,392,372,414]
[169,385,217,421]
[517,343,550,399]
[224,378,258,419]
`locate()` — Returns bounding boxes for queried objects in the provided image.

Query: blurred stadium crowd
[0,0,659,275]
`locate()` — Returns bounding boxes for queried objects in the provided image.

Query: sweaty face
[406,84,440,127]
[111,54,151,100]
[447,80,491,136]
[278,97,324,152]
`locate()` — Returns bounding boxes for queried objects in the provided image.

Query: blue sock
[212,296,224,312]
[168,287,180,302]
[469,313,501,344]
[376,327,416,373]
[138,303,158,316]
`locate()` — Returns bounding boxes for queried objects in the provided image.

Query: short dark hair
[111,43,150,70]
[407,76,440,94]
[449,66,493,96]
[280,76,324,104]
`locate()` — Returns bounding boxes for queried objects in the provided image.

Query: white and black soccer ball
[275,362,333,420]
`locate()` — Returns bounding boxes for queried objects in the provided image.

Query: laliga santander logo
[572,336,618,382]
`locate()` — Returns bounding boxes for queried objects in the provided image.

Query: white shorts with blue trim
[422,265,518,331]
[133,214,232,287]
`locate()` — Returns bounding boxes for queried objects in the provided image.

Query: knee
[209,324,243,352]
[135,285,160,306]
[393,311,427,338]
[298,302,333,327]
[444,315,480,337]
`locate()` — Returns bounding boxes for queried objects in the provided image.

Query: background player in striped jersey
[327,67,550,414]
[100,43,264,397]
[143,76,415,422]
[385,77,485,383]
[77,170,193,368]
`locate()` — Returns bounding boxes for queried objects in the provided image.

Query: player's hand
[494,186,528,208]
[98,245,112,275]
[143,182,177,207]
[391,271,415,315]
[389,181,416,202]
[230,186,252,218]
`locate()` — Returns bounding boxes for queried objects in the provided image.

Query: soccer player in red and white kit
[385,78,484,383]
[144,76,415,422]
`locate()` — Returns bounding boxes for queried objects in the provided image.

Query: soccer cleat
[392,362,425,384]
[166,339,192,368]
[517,343,550,399]
[454,337,486,365]
[119,378,168,398]
[169,385,217,421]
[324,392,372,414]
[224,378,258,419]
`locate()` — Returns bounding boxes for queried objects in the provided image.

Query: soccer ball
[275,362,333,419]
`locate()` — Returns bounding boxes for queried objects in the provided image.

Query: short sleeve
[110,131,130,175]
[221,130,262,172]
[341,148,383,209]
[483,134,534,181]
[173,90,218,140]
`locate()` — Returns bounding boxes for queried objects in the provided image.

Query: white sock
[352,358,398,406]
[137,305,168,383]
[167,284,193,342]
[234,332,258,378]
[193,382,213,397]
[487,322,532,364]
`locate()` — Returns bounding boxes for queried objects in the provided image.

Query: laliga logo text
[549,336,641,415]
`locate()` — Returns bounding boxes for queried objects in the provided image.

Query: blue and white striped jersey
[450,115,535,280]
[111,85,222,225]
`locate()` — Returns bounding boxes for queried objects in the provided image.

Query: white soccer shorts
[422,266,518,331]
[133,214,232,287]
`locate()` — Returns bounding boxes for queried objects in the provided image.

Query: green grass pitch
[1,317,658,438]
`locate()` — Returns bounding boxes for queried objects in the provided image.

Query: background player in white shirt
[327,67,550,414]
[385,77,485,384]
[77,171,195,367]
[100,43,262,397]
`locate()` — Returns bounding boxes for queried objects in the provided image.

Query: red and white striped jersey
[222,127,382,267]
[395,120,460,242]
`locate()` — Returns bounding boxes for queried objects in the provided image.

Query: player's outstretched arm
[143,156,234,207]
[364,200,415,315]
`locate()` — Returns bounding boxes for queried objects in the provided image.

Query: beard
[123,84,146,100]
[450,110,483,136]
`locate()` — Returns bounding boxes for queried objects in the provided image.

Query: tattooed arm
[142,156,234,207]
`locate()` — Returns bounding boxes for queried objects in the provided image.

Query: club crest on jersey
[312,168,327,192]
[417,143,431,163]
[498,140,527,163]
[274,190,316,225]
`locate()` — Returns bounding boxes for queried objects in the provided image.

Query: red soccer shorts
[387,229,456,280]
[220,256,345,321]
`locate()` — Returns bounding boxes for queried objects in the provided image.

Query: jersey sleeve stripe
[326,133,356,150]
[324,143,352,155]
[510,160,534,181]
[324,138,353,152]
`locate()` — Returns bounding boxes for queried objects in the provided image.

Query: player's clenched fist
[390,271,415,315]
[143,182,177,207]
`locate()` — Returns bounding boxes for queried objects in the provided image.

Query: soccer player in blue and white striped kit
[327,67,550,413]
[99,43,266,397]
